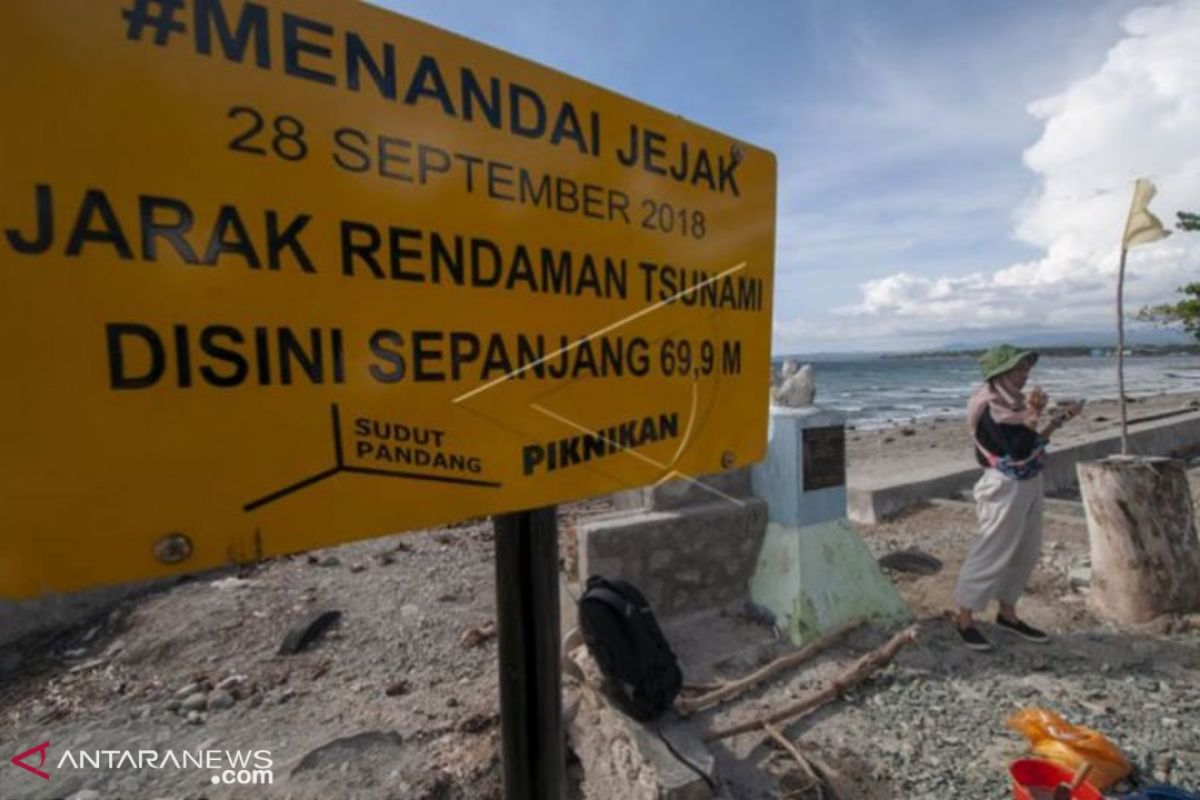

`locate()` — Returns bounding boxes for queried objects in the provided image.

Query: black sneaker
[995,615,1050,643]
[956,625,993,652]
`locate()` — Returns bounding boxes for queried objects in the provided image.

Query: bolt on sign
[0,0,776,598]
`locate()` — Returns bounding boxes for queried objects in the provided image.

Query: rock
[1068,566,1092,589]
[278,610,342,655]
[900,427,916,437]
[174,682,202,699]
[164,698,182,712]
[385,680,410,697]
[216,675,245,692]
[349,563,367,573]
[211,576,256,590]
[207,690,236,711]
[291,731,405,776]
[458,711,499,733]
[318,556,340,568]
[883,436,895,444]
[181,692,208,712]
[186,710,205,725]
[459,621,496,649]
[772,361,816,407]
[67,791,101,800]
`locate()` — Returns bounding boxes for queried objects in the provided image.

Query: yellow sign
[0,0,776,598]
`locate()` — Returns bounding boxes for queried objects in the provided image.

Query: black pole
[493,506,565,800]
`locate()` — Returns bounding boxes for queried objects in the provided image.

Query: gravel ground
[0,502,605,800]
[2,492,1198,799]
[814,502,1200,798]
[671,494,1199,800]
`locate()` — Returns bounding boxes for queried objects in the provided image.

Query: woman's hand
[1027,386,1048,415]
[1038,399,1084,439]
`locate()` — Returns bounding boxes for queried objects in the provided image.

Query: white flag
[1122,178,1171,249]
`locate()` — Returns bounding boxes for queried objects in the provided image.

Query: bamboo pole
[1117,246,1129,455]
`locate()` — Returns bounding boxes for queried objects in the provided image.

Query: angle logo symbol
[11,741,51,780]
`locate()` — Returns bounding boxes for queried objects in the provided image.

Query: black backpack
[578,576,683,721]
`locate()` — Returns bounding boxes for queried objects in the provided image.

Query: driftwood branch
[681,681,726,694]
[704,625,919,742]
[764,723,828,799]
[676,617,866,716]
[764,723,856,800]
[795,747,855,799]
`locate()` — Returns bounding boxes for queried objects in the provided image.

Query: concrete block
[847,411,1200,524]
[578,499,768,619]
[568,684,715,800]
[632,716,716,800]
[848,463,980,525]
[612,468,754,513]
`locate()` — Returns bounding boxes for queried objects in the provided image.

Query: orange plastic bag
[1007,708,1131,790]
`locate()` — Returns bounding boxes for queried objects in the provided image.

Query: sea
[788,353,1200,430]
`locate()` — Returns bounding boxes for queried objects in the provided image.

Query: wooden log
[704,625,918,742]
[1078,456,1200,624]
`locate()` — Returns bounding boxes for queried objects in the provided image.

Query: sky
[374,0,1200,353]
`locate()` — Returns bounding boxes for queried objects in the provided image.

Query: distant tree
[1136,211,1200,339]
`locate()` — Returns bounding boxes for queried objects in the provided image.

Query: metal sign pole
[493,506,565,800]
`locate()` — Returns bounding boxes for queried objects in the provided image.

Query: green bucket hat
[979,344,1037,381]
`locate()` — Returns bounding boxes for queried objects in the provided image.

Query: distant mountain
[779,328,1196,361]
[776,351,883,362]
[939,327,1193,351]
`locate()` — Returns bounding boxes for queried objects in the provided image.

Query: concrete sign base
[750,406,909,645]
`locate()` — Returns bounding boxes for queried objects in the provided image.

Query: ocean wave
[814,354,1200,428]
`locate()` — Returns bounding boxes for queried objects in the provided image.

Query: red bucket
[1010,759,1103,800]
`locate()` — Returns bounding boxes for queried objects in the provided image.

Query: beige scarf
[966,372,1034,434]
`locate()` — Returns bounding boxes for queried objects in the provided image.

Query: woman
[954,345,1081,651]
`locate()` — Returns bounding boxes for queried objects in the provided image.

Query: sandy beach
[847,389,1200,489]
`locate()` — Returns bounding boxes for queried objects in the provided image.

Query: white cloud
[775,0,1200,353]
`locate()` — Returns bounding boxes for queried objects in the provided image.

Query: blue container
[1122,788,1199,800]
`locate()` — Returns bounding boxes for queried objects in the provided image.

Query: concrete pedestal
[750,407,908,644]
[578,495,767,620]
